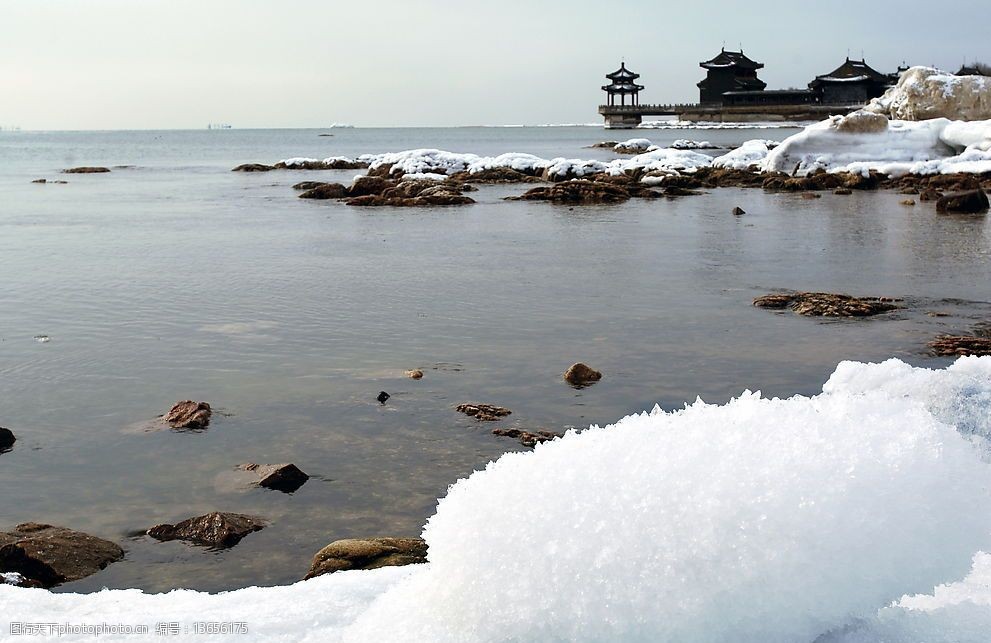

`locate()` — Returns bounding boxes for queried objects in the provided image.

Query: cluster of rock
[929,335,991,357]
[456,403,512,422]
[62,166,110,174]
[232,159,369,172]
[754,292,900,317]
[293,175,476,206]
[31,178,68,184]
[491,428,562,448]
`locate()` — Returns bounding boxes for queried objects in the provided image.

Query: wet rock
[292,181,330,190]
[929,335,991,356]
[406,369,424,380]
[346,176,393,197]
[691,166,766,188]
[147,512,264,548]
[163,400,212,430]
[899,187,920,195]
[732,206,746,215]
[63,167,110,174]
[833,188,853,195]
[31,178,46,183]
[298,183,347,199]
[936,189,989,214]
[563,362,602,387]
[238,463,309,493]
[448,167,543,184]
[753,292,900,317]
[919,188,943,202]
[507,180,630,204]
[492,428,563,448]
[0,427,14,452]
[456,403,512,421]
[900,199,916,206]
[377,391,391,403]
[588,141,620,149]
[801,192,822,199]
[663,186,703,197]
[346,189,475,207]
[304,537,427,579]
[0,523,124,588]
[273,159,369,170]
[231,163,274,172]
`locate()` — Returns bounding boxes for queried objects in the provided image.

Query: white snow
[4,358,991,642]
[670,139,718,149]
[711,139,778,169]
[868,66,991,121]
[764,112,991,176]
[613,138,655,153]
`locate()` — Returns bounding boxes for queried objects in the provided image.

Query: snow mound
[671,139,718,149]
[3,359,991,641]
[867,66,991,121]
[712,139,777,169]
[613,138,655,153]
[764,111,991,176]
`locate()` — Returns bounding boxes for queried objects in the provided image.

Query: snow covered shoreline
[4,357,991,642]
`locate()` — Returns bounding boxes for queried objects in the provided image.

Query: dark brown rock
[147,512,264,548]
[231,163,274,172]
[304,537,427,580]
[936,189,989,214]
[0,427,14,452]
[31,178,46,184]
[406,369,424,379]
[448,167,543,184]
[299,183,347,200]
[163,400,212,430]
[0,523,124,588]
[919,189,943,202]
[273,159,369,170]
[801,192,822,199]
[238,463,309,493]
[492,428,562,448]
[63,167,110,174]
[346,176,392,197]
[507,180,630,204]
[456,403,512,421]
[663,186,703,197]
[292,181,329,190]
[732,206,746,215]
[377,391,390,403]
[563,362,602,387]
[900,199,916,206]
[753,292,900,317]
[929,335,991,356]
[834,188,853,195]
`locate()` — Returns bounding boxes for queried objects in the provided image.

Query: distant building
[808,58,891,104]
[697,49,767,105]
[602,62,645,107]
[957,64,986,76]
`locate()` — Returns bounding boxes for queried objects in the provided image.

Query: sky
[1,0,988,130]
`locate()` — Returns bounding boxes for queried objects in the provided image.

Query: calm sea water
[2,127,990,593]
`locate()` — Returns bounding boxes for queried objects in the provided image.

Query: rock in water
[492,428,562,448]
[304,537,427,579]
[238,463,309,493]
[298,183,347,199]
[62,167,110,174]
[146,512,265,548]
[936,189,990,214]
[0,427,14,452]
[163,400,212,429]
[406,369,424,379]
[0,523,124,588]
[732,206,746,215]
[377,391,391,403]
[563,362,602,387]
[231,163,274,172]
[456,403,512,421]
[753,292,900,317]
[507,180,630,204]
[929,335,991,356]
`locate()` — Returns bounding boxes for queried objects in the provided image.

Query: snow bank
[764,111,991,176]
[711,139,778,169]
[4,358,991,642]
[867,66,991,121]
[670,139,717,150]
[613,138,655,153]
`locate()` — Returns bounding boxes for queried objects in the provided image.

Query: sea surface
[2,126,990,593]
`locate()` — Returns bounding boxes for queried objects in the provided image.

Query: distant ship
[207,123,232,130]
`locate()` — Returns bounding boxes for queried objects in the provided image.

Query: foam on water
[3,358,991,642]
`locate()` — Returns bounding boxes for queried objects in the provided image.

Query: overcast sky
[2,0,987,130]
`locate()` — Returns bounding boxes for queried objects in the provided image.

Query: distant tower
[697,48,766,105]
[602,62,644,107]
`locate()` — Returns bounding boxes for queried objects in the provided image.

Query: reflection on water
[0,129,990,592]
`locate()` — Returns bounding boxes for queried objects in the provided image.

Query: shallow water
[1,127,990,593]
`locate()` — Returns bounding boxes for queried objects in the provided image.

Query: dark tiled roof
[606,62,640,82]
[700,49,764,70]
[811,58,888,86]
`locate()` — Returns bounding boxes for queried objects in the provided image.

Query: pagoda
[809,58,891,104]
[697,48,766,104]
[602,62,645,107]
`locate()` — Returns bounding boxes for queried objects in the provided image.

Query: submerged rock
[298,183,347,200]
[456,403,512,421]
[231,163,274,172]
[406,369,424,380]
[507,180,630,204]
[936,189,989,214]
[147,512,264,548]
[0,427,14,452]
[292,180,329,190]
[238,463,309,493]
[753,292,900,317]
[449,167,543,184]
[0,523,124,588]
[63,166,110,174]
[833,188,853,195]
[273,159,369,170]
[163,400,212,430]
[900,199,916,206]
[563,362,602,387]
[304,537,427,580]
[377,391,391,403]
[929,335,991,356]
[492,428,562,448]
[732,206,746,215]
